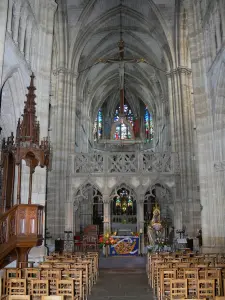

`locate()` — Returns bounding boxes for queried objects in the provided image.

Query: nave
[88,258,152,300]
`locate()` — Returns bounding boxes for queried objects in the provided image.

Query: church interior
[0,0,225,299]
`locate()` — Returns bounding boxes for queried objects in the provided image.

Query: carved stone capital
[48,0,58,12]
[52,67,78,78]
[214,161,225,171]
[102,196,110,204]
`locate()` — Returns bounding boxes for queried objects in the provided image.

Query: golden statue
[151,203,162,231]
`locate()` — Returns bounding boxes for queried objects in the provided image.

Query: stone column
[12,10,20,44]
[214,11,221,50]
[210,18,217,59]
[65,202,74,232]
[18,14,27,53]
[103,195,111,233]
[219,0,225,42]
[64,230,73,252]
[0,0,8,87]
[7,0,13,33]
[173,201,183,232]
[25,22,32,62]
[186,0,225,253]
[137,195,144,254]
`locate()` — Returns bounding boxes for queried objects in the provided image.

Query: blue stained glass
[144,106,153,142]
[94,108,103,140]
[113,102,134,140]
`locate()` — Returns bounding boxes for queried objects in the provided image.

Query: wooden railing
[0,204,44,267]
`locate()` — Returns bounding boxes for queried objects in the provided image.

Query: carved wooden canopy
[2,73,50,170]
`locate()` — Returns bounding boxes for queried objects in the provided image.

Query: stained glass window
[144,106,154,141]
[94,108,103,141]
[113,103,134,140]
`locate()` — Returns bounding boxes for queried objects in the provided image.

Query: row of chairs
[147,252,225,299]
[0,251,99,300]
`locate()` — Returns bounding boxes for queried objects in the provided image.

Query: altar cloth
[110,236,139,256]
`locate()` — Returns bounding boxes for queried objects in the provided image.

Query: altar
[109,236,139,256]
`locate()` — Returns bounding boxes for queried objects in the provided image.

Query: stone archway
[73,183,103,234]
[109,183,137,234]
[144,183,173,236]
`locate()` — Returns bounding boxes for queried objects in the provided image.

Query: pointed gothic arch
[73,182,103,234]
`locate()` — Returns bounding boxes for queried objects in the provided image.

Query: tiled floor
[88,256,154,300]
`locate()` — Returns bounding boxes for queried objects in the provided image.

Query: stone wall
[187,0,225,252]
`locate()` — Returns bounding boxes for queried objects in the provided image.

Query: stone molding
[52,67,78,78]
[166,66,192,77]
[47,0,58,12]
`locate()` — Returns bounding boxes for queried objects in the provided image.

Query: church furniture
[74,236,82,251]
[0,251,99,300]
[56,280,78,300]
[41,297,63,300]
[82,235,98,251]
[147,252,225,299]
[170,279,188,299]
[0,204,44,268]
[29,280,49,297]
[0,75,49,268]
[2,297,31,300]
[6,279,26,295]
[197,279,215,299]
[61,270,83,300]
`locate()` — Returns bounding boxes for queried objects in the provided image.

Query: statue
[147,203,163,247]
[150,203,162,232]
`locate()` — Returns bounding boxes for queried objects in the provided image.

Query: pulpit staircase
[0,204,44,268]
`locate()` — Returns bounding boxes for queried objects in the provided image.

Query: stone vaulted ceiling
[66,0,175,121]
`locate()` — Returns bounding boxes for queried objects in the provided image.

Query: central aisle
[88,257,154,300]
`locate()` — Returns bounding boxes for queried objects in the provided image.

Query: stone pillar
[18,15,27,53]
[173,201,183,232]
[7,0,13,33]
[167,67,198,237]
[219,0,225,42]
[210,18,217,59]
[186,0,225,253]
[25,22,32,62]
[65,202,74,232]
[214,11,221,50]
[64,230,73,252]
[0,0,8,87]
[137,196,144,254]
[12,10,20,43]
[103,195,111,233]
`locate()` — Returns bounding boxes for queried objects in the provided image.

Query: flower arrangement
[98,232,116,248]
[155,237,168,248]
[131,232,140,237]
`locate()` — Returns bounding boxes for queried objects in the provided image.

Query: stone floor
[88,256,154,300]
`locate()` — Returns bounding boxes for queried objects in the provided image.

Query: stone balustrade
[69,151,180,175]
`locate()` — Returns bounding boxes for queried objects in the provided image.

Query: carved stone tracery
[73,151,179,174]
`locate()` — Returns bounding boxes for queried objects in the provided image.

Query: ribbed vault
[66,0,175,140]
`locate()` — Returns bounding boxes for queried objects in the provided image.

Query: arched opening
[144,183,173,238]
[110,185,137,235]
[74,183,103,234]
